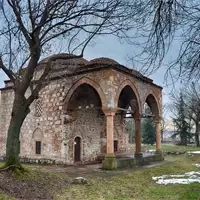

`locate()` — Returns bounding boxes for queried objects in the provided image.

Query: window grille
[35,99,42,117]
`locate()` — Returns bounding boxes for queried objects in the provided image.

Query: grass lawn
[144,144,200,152]
[0,151,200,199]
[0,193,15,200]
[54,155,200,200]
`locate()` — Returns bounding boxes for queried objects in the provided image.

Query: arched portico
[114,80,142,158]
[63,78,106,163]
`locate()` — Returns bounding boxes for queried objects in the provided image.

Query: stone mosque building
[0,54,162,167]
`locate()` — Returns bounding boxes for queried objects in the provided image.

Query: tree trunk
[195,122,200,147]
[4,93,29,169]
[180,135,184,145]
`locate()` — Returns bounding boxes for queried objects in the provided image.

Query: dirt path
[34,160,169,178]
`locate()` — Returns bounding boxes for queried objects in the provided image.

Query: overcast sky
[0,34,180,119]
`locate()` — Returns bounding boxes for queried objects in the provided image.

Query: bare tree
[161,104,168,143]
[184,83,200,146]
[0,0,143,170]
[170,83,200,146]
[127,1,200,81]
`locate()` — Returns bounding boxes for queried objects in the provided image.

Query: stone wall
[19,79,70,163]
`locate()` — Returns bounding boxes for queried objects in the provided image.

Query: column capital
[134,117,141,121]
[155,116,162,123]
[102,107,117,116]
[134,113,142,121]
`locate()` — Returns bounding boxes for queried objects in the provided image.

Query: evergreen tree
[142,118,156,145]
[172,92,191,145]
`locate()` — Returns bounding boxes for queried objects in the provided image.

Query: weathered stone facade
[0,55,162,165]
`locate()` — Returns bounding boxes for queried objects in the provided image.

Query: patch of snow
[152,170,200,185]
[193,164,200,168]
[74,177,85,179]
[170,174,187,177]
[146,150,156,153]
[187,151,200,154]
[156,178,200,185]
[152,174,186,181]
[185,171,200,176]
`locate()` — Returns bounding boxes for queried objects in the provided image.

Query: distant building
[162,130,179,144]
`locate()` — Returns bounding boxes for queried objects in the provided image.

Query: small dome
[39,53,89,65]
[89,57,119,65]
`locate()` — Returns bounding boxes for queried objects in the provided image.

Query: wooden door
[74,137,81,162]
[114,140,118,152]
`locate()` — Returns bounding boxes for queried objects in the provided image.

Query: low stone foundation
[0,156,55,165]
[20,157,56,165]
[102,154,117,170]
[102,152,164,170]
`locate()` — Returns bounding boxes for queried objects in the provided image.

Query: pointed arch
[32,128,43,140]
[63,77,107,109]
[144,91,161,118]
[115,79,142,116]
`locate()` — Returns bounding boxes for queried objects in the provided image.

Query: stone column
[102,108,117,170]
[155,118,161,153]
[154,117,164,161]
[106,113,115,154]
[134,117,143,158]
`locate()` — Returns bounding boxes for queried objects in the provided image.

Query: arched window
[35,99,42,117]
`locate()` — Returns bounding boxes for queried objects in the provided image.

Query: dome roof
[89,57,119,65]
[39,53,89,65]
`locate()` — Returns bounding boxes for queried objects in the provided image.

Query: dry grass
[0,152,200,199]
[144,144,200,152]
[127,143,200,153]
[55,155,200,200]
[0,193,15,200]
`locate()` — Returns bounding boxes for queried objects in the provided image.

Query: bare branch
[7,0,31,44]
[0,56,15,83]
